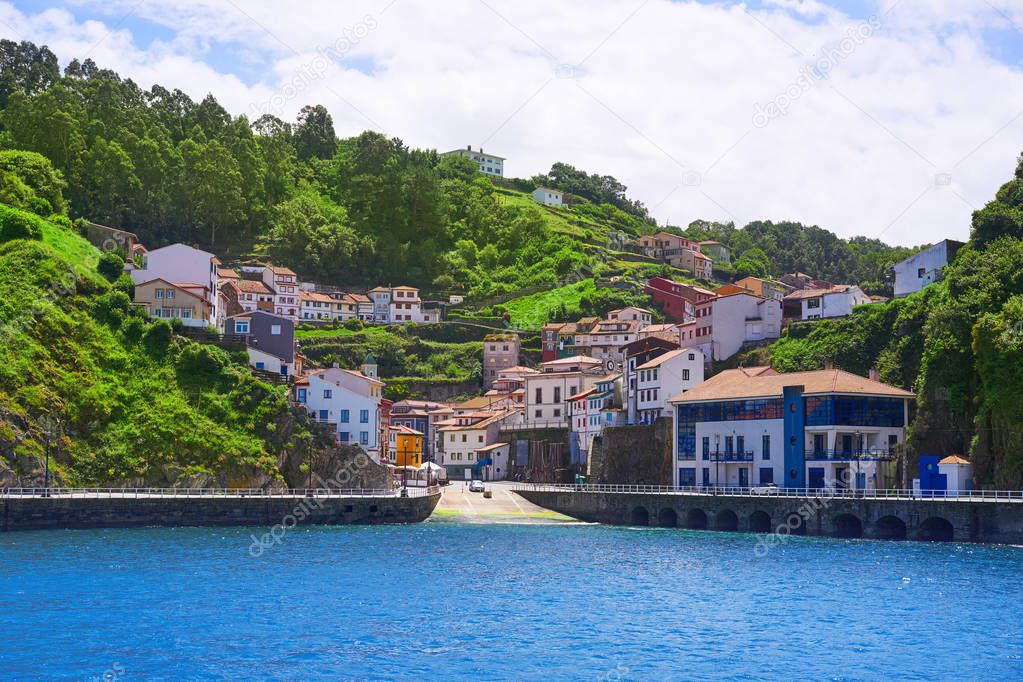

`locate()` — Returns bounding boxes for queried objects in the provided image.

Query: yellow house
[393,425,424,467]
[133,278,214,327]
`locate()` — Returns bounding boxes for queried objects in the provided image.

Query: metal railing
[804,449,897,462]
[0,486,440,500]
[510,483,1023,502]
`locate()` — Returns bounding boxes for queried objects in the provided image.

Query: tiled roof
[300,291,335,303]
[234,279,272,294]
[783,285,852,301]
[939,455,970,465]
[671,368,913,403]
[636,348,696,370]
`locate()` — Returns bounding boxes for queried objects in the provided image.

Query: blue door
[808,467,825,490]
[678,468,696,487]
[738,467,749,488]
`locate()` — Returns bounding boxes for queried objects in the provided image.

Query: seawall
[0,491,440,532]
[515,488,1023,544]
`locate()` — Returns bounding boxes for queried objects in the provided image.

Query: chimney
[869,367,879,381]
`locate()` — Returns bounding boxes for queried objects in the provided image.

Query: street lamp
[714,434,721,495]
[855,430,862,495]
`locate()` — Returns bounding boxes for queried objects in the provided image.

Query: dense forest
[769,154,1023,487]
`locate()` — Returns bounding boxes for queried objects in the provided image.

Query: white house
[635,348,705,423]
[129,243,220,325]
[261,266,300,320]
[296,364,386,459]
[442,145,505,177]
[680,292,782,361]
[892,240,964,298]
[523,355,607,428]
[783,285,871,321]
[299,291,338,320]
[569,373,624,466]
[670,367,913,491]
[938,455,973,494]
[532,186,563,206]
[438,408,520,481]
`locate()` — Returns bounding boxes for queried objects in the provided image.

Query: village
[80,196,970,498]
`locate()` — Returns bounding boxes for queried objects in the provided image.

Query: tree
[294,104,337,160]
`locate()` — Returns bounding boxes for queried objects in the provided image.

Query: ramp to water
[432,482,576,524]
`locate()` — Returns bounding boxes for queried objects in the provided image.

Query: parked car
[468,480,485,493]
[750,483,779,495]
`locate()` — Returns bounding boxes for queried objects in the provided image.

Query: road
[432,481,577,523]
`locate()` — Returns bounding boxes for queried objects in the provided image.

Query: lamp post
[714,434,721,495]
[855,430,862,495]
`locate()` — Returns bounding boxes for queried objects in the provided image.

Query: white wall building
[296,366,385,459]
[532,186,563,206]
[443,145,505,177]
[261,266,300,320]
[129,243,219,325]
[681,293,782,361]
[892,240,964,298]
[438,409,520,480]
[784,285,871,321]
[635,348,705,423]
[523,356,606,428]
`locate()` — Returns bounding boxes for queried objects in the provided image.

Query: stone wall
[589,421,672,485]
[1,491,440,532]
[516,489,1023,544]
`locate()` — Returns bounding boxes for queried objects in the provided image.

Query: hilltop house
[261,266,299,320]
[132,278,214,328]
[442,145,505,177]
[678,291,782,361]
[892,240,964,298]
[670,367,913,491]
[733,276,789,300]
[644,277,713,323]
[129,243,220,326]
[224,311,299,378]
[698,241,731,265]
[532,186,564,206]
[782,284,871,321]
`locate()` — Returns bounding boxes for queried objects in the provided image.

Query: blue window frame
[736,436,745,454]
[235,321,249,334]
[702,437,710,460]
[762,435,770,460]
[318,410,328,421]
[360,431,369,445]
[323,389,332,399]
[759,467,774,484]
[255,362,265,370]
[725,436,733,454]
[360,409,369,423]
[339,431,349,442]
[340,409,350,423]
[297,388,307,404]
[678,468,696,487]
[702,468,711,486]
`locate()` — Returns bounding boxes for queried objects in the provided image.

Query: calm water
[1,521,1021,681]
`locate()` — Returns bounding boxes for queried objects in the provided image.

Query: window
[234,321,249,334]
[323,389,332,399]
[679,468,696,487]
[725,436,733,454]
[271,324,281,335]
[689,353,695,361]
[917,267,926,278]
[759,467,774,485]
[553,408,561,418]
[255,362,265,370]
[360,409,369,423]
[340,409,349,423]
[535,409,542,418]
[166,290,175,299]
[682,369,690,381]
[318,410,328,421]
[360,431,369,445]
[155,289,164,299]
[478,435,484,443]
[702,468,711,486]
[554,387,561,403]
[736,436,745,454]
[535,387,543,404]
[297,388,307,403]
[762,435,770,460]
[702,437,710,460]
[462,434,467,442]
[339,432,350,442]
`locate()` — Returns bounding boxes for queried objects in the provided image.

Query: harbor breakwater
[0,489,440,532]
[515,486,1023,544]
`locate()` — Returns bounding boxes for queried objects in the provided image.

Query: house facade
[442,145,505,177]
[224,311,298,377]
[671,367,913,491]
[782,285,871,321]
[296,365,386,458]
[483,333,521,389]
[635,348,705,423]
[129,243,219,325]
[523,356,606,428]
[892,239,964,298]
[532,186,564,206]
[261,266,299,319]
[438,409,520,480]
[133,278,214,327]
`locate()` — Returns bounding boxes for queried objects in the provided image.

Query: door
[808,467,825,490]
[835,466,849,490]
[738,467,749,488]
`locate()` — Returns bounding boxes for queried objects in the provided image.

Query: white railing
[510,483,1023,503]
[0,486,440,500]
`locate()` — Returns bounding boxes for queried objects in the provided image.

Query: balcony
[708,451,754,462]
[804,449,896,462]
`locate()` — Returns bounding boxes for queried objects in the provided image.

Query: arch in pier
[749,510,772,534]
[874,515,907,541]
[832,513,863,539]
[917,516,954,542]
[657,507,678,528]
[714,509,739,532]
[780,511,808,535]
[630,506,650,526]
[685,508,708,530]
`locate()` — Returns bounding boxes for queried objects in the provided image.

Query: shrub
[344,317,363,331]
[97,252,125,282]
[177,342,229,380]
[47,214,73,230]
[122,316,146,343]
[0,204,43,242]
[143,319,173,356]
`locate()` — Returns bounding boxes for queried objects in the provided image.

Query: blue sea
[1,521,1021,680]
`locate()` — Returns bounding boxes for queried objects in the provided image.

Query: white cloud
[3,0,1023,246]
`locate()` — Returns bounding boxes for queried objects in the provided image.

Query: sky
[3,0,1023,247]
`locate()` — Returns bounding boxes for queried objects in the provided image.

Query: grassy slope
[0,215,296,485]
[499,279,598,330]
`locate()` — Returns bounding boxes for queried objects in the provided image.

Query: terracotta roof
[783,285,853,301]
[568,387,598,401]
[438,408,520,431]
[218,268,240,279]
[541,355,603,367]
[476,442,509,453]
[939,455,970,465]
[234,279,272,294]
[300,291,335,303]
[671,368,913,403]
[347,293,371,303]
[391,424,423,436]
[369,286,391,293]
[268,265,296,276]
